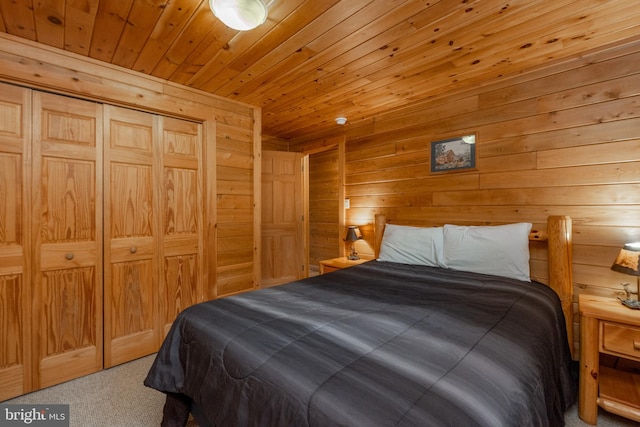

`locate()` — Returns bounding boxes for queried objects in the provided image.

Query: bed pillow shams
[377,224,444,267]
[442,222,532,282]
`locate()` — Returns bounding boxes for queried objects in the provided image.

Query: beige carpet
[4,355,637,426]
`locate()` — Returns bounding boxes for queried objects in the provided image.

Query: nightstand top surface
[320,257,369,269]
[579,294,640,326]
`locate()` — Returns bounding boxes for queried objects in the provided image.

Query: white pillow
[377,224,444,267]
[442,223,532,282]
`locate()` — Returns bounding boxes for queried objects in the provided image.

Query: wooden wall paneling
[262,134,289,152]
[253,109,261,296]
[308,148,340,269]
[103,105,159,368]
[0,83,31,401]
[0,33,251,124]
[215,116,257,297]
[294,38,640,353]
[32,91,103,389]
[338,140,346,258]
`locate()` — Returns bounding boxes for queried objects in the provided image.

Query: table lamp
[345,226,361,260]
[611,242,640,308]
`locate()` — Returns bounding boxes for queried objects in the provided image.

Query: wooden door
[103,108,203,367]
[32,92,103,389]
[261,151,305,287]
[103,105,159,367]
[158,117,203,336]
[0,83,32,400]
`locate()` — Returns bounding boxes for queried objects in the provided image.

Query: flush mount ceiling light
[209,0,268,31]
[335,117,347,125]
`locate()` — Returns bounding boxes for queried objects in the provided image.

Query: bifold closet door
[103,106,160,368]
[103,108,203,367]
[158,117,203,336]
[0,83,31,400]
[32,92,103,389]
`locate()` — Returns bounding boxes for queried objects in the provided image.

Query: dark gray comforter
[144,260,576,427]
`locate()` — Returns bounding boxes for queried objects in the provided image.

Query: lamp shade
[611,243,640,277]
[209,0,268,31]
[345,226,361,242]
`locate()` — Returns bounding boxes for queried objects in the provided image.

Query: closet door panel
[159,117,203,337]
[32,92,103,389]
[0,83,31,400]
[103,105,159,367]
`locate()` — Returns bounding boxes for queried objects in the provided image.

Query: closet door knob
[65,253,74,260]
[130,247,137,254]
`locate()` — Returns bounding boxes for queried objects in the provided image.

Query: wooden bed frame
[373,214,574,357]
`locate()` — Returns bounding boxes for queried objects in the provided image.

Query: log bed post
[546,215,574,358]
[373,214,574,357]
[374,214,387,259]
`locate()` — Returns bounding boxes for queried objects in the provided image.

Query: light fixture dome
[209,0,268,31]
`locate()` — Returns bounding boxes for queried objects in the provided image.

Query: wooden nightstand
[579,294,640,424]
[319,257,368,274]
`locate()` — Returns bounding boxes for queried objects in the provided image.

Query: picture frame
[430,134,477,173]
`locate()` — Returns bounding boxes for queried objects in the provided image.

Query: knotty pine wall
[291,37,640,338]
[309,149,342,271]
[215,112,261,297]
[263,135,289,151]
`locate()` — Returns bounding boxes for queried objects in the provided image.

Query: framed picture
[430,134,477,173]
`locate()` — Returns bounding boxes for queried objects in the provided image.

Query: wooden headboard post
[373,214,574,357]
[374,214,387,258]
[546,215,574,357]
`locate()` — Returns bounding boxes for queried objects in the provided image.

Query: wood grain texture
[0,83,31,401]
[32,91,103,390]
[261,151,304,287]
[294,37,640,355]
[0,31,258,303]
[1,1,640,139]
[0,32,258,398]
[159,115,203,331]
[103,105,158,368]
[309,148,341,267]
[215,115,257,297]
[102,105,205,367]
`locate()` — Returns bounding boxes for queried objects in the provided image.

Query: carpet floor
[4,354,638,426]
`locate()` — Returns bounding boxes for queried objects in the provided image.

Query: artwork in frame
[430,134,477,173]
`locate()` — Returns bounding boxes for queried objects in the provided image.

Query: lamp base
[347,254,360,260]
[620,298,640,309]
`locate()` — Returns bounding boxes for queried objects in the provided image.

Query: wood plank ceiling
[1,0,639,141]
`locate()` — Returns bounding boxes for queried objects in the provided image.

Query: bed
[145,215,577,427]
